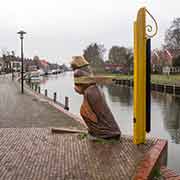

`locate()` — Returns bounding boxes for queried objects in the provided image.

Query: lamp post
[17,30,26,94]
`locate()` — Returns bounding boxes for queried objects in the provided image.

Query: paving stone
[0,128,156,180]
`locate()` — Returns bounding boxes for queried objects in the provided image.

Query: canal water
[40,71,180,173]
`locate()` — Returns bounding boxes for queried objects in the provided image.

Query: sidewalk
[0,74,83,129]
[0,128,159,180]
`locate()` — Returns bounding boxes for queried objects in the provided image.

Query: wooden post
[125,80,127,86]
[173,85,176,95]
[45,89,48,96]
[53,92,57,102]
[122,80,124,85]
[38,86,41,94]
[35,84,38,91]
[32,83,34,90]
[64,96,69,110]
[164,85,166,93]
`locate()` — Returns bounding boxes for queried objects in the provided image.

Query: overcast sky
[0,0,179,64]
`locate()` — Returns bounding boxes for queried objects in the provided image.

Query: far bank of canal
[40,71,180,173]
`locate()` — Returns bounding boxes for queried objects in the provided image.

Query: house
[39,60,50,74]
[104,63,128,74]
[25,58,39,72]
[10,60,21,72]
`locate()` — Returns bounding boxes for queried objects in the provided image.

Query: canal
[40,71,180,173]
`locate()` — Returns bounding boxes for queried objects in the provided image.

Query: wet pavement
[0,128,156,180]
[0,75,83,129]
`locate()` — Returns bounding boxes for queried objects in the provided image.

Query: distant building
[48,63,57,70]
[151,49,174,73]
[151,49,172,66]
[10,60,21,72]
[25,59,38,72]
[151,48,180,67]
[104,63,128,74]
[27,65,39,72]
[38,60,49,74]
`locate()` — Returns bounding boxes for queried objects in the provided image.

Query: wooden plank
[51,127,87,134]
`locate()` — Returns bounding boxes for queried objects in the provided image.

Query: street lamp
[17,30,26,94]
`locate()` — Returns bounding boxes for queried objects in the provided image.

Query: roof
[40,60,49,66]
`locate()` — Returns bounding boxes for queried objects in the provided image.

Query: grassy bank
[95,73,180,85]
[95,73,132,80]
[151,74,180,85]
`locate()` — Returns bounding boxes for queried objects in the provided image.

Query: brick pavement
[161,166,180,180]
[0,128,157,180]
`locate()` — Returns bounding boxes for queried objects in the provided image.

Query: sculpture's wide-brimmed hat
[70,56,89,70]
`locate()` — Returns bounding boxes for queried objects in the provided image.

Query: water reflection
[40,77,48,84]
[105,85,132,106]
[163,95,180,144]
[151,92,180,144]
[106,86,180,144]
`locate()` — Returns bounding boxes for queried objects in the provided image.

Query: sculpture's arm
[85,87,103,117]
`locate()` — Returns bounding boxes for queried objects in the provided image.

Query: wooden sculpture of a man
[71,56,121,140]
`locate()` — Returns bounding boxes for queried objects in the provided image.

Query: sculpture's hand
[74,85,83,94]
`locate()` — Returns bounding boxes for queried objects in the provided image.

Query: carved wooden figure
[71,56,121,140]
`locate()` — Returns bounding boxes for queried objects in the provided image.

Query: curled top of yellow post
[145,8,158,38]
[136,7,158,39]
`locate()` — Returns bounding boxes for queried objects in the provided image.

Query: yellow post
[133,7,147,144]
[133,7,158,144]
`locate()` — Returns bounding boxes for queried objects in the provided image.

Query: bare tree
[83,43,106,66]
[164,18,180,54]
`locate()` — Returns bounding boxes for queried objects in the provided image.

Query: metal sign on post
[133,7,158,144]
